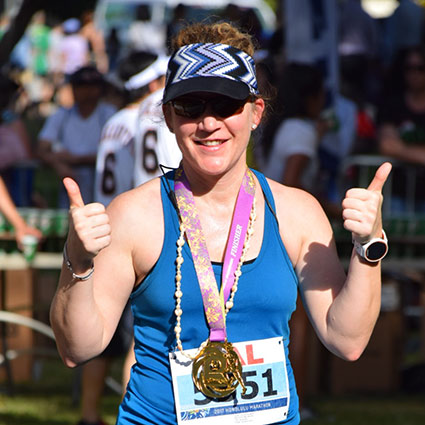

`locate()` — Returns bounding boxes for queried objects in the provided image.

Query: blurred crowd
[0,1,424,219]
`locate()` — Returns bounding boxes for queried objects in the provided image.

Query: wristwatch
[354,230,388,263]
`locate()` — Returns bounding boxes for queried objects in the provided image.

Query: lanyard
[174,167,255,342]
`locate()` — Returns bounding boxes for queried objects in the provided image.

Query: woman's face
[164,93,264,177]
[404,52,425,92]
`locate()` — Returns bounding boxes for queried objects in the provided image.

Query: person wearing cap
[51,22,391,424]
[37,66,116,209]
[95,51,181,207]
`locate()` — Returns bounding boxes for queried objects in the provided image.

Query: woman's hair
[170,21,256,58]
[383,45,425,96]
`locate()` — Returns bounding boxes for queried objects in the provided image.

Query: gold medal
[192,340,246,399]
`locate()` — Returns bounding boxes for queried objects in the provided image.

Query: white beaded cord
[174,198,257,359]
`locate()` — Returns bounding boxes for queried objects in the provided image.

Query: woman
[50,22,391,424]
[378,45,425,212]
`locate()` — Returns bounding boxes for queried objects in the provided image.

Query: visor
[163,43,258,103]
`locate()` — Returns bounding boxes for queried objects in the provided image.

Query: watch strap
[354,229,388,262]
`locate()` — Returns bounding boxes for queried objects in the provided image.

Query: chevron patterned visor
[163,43,259,103]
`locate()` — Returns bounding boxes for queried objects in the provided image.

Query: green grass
[0,357,121,425]
[306,394,425,425]
[0,357,424,425]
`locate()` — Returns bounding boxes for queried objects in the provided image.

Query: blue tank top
[117,170,300,424]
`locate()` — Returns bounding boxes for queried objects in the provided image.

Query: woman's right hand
[63,177,111,272]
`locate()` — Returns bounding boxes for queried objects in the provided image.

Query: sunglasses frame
[170,95,254,119]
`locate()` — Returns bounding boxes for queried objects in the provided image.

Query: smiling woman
[50,20,392,425]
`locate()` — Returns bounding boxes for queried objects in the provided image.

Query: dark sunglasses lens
[212,98,245,118]
[172,100,205,118]
[172,97,248,119]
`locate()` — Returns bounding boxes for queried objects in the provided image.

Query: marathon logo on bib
[170,337,290,425]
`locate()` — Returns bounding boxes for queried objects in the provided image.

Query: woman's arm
[276,163,392,360]
[379,124,425,164]
[50,177,164,367]
[49,178,135,367]
[0,176,41,243]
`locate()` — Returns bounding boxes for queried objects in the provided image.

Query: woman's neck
[181,163,248,206]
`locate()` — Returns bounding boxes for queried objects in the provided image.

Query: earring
[251,124,257,130]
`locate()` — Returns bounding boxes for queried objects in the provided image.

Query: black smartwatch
[354,230,388,263]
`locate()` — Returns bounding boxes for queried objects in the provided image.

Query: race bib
[169,337,289,424]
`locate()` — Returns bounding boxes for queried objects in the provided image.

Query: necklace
[174,196,257,360]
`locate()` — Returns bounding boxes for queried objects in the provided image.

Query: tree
[0,0,97,68]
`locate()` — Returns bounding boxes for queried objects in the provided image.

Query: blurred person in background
[59,18,90,79]
[105,27,121,73]
[0,73,32,170]
[263,63,327,194]
[383,0,425,67]
[0,72,35,206]
[318,94,357,211]
[166,3,188,45]
[132,58,182,188]
[127,5,166,55]
[80,9,109,74]
[338,0,379,108]
[48,22,65,87]
[28,11,50,80]
[377,45,425,212]
[0,176,41,247]
[37,66,116,209]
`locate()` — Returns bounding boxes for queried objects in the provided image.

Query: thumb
[63,177,84,208]
[367,162,392,192]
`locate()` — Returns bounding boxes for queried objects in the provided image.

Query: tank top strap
[251,169,280,228]
[160,169,181,237]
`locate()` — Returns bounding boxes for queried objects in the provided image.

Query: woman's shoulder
[106,177,165,279]
[266,177,328,226]
[265,178,333,265]
[266,177,319,203]
[108,177,162,218]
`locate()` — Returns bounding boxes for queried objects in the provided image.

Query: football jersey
[134,88,182,186]
[95,106,138,206]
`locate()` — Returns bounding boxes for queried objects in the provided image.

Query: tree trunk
[0,0,45,68]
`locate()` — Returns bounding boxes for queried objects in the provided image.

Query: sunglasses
[170,96,252,119]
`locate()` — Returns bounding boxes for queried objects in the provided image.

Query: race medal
[192,340,246,399]
[174,167,255,399]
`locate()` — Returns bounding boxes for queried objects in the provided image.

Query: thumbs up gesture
[342,162,392,243]
[63,177,111,268]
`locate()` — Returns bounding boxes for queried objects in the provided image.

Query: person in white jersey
[95,51,172,206]
[133,67,182,187]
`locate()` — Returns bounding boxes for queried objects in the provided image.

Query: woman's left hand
[342,162,392,243]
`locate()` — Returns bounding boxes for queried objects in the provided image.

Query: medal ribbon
[174,167,255,342]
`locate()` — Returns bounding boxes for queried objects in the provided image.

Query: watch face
[366,241,388,261]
